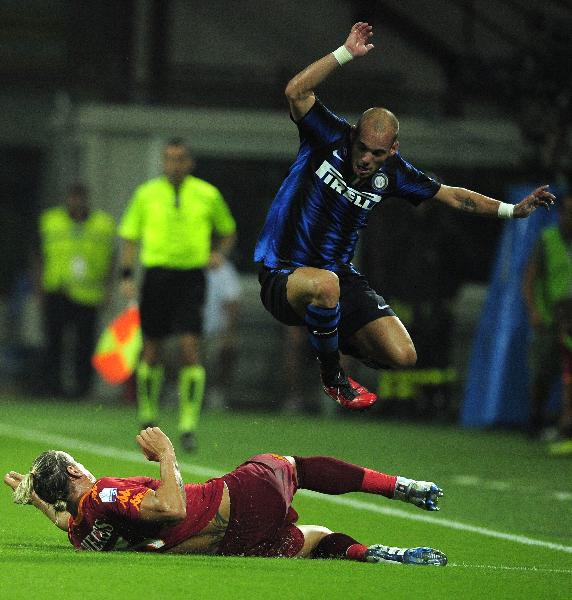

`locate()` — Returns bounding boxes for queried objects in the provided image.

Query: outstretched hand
[4,471,24,492]
[344,22,374,58]
[136,427,176,462]
[514,185,556,218]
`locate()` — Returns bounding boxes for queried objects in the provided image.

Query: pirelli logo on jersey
[316,160,381,210]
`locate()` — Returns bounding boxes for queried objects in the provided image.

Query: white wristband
[497,202,514,219]
[332,45,353,66]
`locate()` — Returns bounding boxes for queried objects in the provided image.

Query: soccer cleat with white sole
[394,477,443,511]
[365,544,447,566]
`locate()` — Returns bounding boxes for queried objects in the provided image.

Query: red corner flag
[92,304,142,384]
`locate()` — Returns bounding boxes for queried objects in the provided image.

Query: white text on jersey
[316,161,381,210]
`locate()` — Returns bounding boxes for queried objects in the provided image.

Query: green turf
[1,395,571,599]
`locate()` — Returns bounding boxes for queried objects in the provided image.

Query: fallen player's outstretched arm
[4,471,70,531]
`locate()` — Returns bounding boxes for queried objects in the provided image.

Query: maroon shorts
[217,454,304,558]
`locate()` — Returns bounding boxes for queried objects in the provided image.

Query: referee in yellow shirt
[119,138,237,451]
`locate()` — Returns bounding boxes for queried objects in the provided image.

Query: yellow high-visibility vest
[534,225,572,325]
[40,206,115,306]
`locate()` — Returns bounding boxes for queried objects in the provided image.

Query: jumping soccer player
[5,427,446,565]
[255,22,555,410]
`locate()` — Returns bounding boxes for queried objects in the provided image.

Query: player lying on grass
[4,427,447,566]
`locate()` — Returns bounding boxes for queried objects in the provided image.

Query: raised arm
[136,427,187,522]
[285,22,374,122]
[4,471,70,531]
[433,184,555,219]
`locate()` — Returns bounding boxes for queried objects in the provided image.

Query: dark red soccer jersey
[68,476,224,551]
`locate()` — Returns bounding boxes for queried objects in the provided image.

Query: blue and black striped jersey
[254,99,441,272]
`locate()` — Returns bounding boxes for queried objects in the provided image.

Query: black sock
[318,351,342,383]
[304,304,340,350]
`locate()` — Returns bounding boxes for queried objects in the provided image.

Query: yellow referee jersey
[119,175,236,269]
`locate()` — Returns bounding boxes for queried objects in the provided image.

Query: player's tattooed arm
[461,197,477,212]
[173,461,184,496]
[136,427,187,522]
[434,185,522,217]
[159,455,187,520]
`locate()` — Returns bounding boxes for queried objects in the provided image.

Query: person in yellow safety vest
[37,183,116,398]
[118,138,237,453]
[522,191,572,444]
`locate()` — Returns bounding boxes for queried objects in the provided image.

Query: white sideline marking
[449,563,572,575]
[2,423,571,556]
[453,474,572,502]
[298,492,572,554]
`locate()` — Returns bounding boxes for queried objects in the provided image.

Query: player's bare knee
[304,525,333,550]
[313,525,333,539]
[295,524,333,558]
[392,344,417,368]
[311,271,340,306]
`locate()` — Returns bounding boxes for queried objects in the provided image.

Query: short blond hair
[356,107,400,143]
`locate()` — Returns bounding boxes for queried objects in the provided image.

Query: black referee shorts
[258,267,395,356]
[140,267,206,339]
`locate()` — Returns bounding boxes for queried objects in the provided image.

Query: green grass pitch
[0,395,571,599]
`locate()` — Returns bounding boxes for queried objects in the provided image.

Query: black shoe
[181,431,197,452]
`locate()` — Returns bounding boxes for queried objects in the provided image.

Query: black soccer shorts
[140,267,206,338]
[258,266,395,358]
